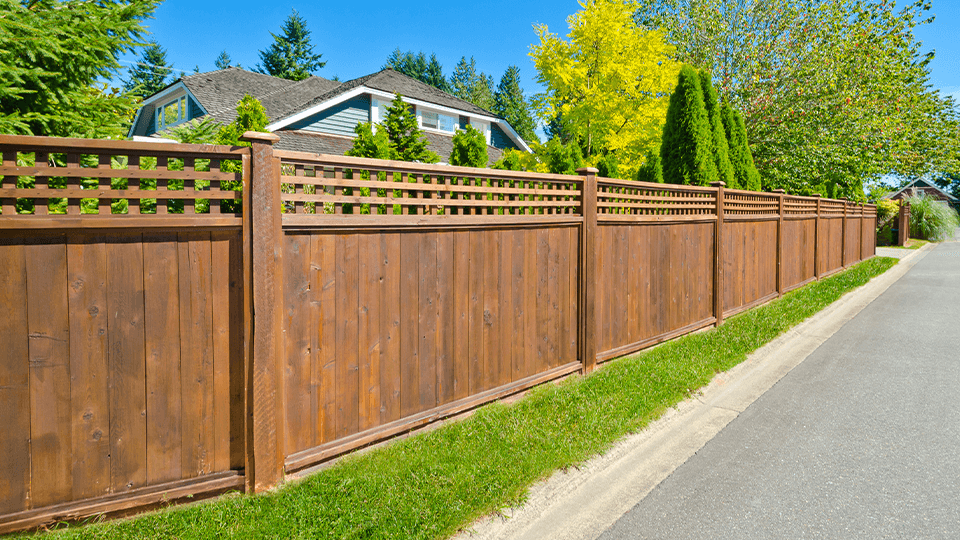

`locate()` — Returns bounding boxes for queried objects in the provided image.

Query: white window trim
[156,95,189,131]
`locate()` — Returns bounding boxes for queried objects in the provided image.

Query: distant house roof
[884,178,957,202]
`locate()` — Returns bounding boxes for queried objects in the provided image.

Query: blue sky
[121,0,960,107]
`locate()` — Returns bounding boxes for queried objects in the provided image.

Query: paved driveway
[600,236,960,539]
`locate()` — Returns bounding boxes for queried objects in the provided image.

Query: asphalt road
[600,236,960,539]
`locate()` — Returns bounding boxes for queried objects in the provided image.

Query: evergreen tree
[450,56,494,110]
[493,65,538,143]
[699,70,736,188]
[347,123,392,160]
[381,95,439,163]
[543,136,583,175]
[256,9,325,81]
[721,103,762,191]
[215,94,269,147]
[215,50,233,70]
[449,125,488,167]
[383,49,449,92]
[124,41,172,97]
[635,149,664,183]
[660,65,717,186]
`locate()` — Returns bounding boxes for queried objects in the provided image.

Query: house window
[156,96,187,131]
[419,109,456,133]
[470,120,492,144]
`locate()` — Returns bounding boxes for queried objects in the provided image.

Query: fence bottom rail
[0,471,245,535]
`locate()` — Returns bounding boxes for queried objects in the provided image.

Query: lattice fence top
[784,196,818,217]
[819,199,847,217]
[596,178,716,220]
[0,135,247,222]
[724,190,779,217]
[276,151,582,218]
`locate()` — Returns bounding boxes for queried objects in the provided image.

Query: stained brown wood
[437,232,455,404]
[399,232,420,417]
[467,231,484,395]
[379,233,401,425]
[419,232,439,408]
[452,232,470,400]
[335,233,360,438]
[358,233,381,432]
[141,234,182,486]
[482,229,500,390]
[0,240,30,514]
[282,233,311,456]
[316,234,338,442]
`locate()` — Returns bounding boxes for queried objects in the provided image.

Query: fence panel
[722,190,779,316]
[274,152,583,472]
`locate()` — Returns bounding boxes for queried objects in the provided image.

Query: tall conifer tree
[721,103,762,191]
[660,65,717,186]
[699,70,736,187]
[256,10,325,81]
[124,41,172,97]
[493,65,538,143]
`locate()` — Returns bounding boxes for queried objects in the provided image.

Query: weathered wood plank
[336,234,360,438]
[452,232,470,400]
[499,230,514,385]
[482,230,500,390]
[510,230,526,381]
[282,233,311,456]
[0,241,31,514]
[399,233,420,417]
[358,232,381,432]
[419,232,439,409]
[467,231,484,395]
[107,237,147,493]
[315,235,338,443]
[436,232,455,404]
[141,233,182,486]
[379,233,402,424]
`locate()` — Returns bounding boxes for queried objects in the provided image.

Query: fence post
[240,131,284,492]
[898,202,910,246]
[710,181,726,326]
[813,194,822,279]
[858,203,864,262]
[773,189,785,297]
[577,167,598,374]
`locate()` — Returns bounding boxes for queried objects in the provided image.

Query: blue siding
[491,124,519,150]
[286,95,371,137]
[188,97,204,120]
[146,108,157,135]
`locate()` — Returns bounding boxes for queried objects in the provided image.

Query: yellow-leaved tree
[531,0,680,178]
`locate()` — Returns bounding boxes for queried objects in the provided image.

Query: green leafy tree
[493,65,538,144]
[168,117,222,144]
[721,103,761,191]
[0,0,159,137]
[216,94,269,147]
[450,56,495,110]
[347,123,392,160]
[699,70,735,188]
[449,125,489,167]
[638,0,960,198]
[256,9,325,81]
[531,0,681,179]
[660,65,717,186]
[124,41,172,97]
[635,150,664,183]
[381,95,439,163]
[384,49,449,92]
[215,50,233,70]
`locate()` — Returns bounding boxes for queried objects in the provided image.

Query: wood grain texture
[0,241,30,514]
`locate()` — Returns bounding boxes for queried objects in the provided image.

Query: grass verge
[886,238,929,250]
[25,257,898,540]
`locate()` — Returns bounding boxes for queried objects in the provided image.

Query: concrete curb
[455,248,933,540]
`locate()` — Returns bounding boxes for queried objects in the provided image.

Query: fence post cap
[812,193,822,198]
[240,131,280,144]
[709,181,726,187]
[772,189,786,194]
[575,167,599,175]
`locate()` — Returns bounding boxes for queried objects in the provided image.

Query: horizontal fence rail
[0,133,877,533]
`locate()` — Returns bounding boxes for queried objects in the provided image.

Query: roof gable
[885,178,957,201]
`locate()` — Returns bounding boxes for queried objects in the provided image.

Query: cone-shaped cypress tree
[660,65,717,186]
[721,103,762,191]
[699,70,736,188]
[635,149,664,183]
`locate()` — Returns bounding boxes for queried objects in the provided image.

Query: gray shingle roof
[180,67,341,125]
[280,69,499,121]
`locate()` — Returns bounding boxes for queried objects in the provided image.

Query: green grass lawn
[24,256,898,540]
[885,238,929,250]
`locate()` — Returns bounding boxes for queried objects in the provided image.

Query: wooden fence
[0,133,876,532]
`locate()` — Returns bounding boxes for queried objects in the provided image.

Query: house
[883,178,959,211]
[128,67,531,166]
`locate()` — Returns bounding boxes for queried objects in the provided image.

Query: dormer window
[419,109,456,133]
[156,96,188,131]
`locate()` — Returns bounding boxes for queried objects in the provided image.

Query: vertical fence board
[335,234,360,439]
[482,230,500,390]
[226,231,245,471]
[536,229,549,373]
[27,239,73,506]
[400,233,420,417]
[510,230,526,380]
[282,233,311,456]
[67,237,111,499]
[358,233,382,432]
[315,235,338,443]
[437,232,454,404]
[107,238,147,492]
[379,233,401,425]
[0,242,30,514]
[142,234,182,485]
[467,231,483,396]
[452,232,469,400]
[547,227,561,367]
[523,229,537,377]
[499,230,514,385]
[418,232,438,411]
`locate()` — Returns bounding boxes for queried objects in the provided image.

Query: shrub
[660,64,717,186]
[543,136,584,175]
[635,149,664,183]
[874,198,899,226]
[906,192,959,241]
[449,125,488,168]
